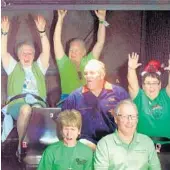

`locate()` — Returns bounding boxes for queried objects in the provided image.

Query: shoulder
[111,84,129,97]
[137,133,154,145]
[97,133,114,147]
[77,142,93,156]
[56,54,71,67]
[45,141,62,153]
[68,87,83,97]
[159,88,169,98]
[133,88,144,100]
[78,142,92,151]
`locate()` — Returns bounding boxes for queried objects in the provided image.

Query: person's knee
[20,104,32,116]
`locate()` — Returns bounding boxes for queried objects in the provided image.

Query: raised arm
[127,52,142,99]
[34,15,50,69]
[164,58,170,96]
[1,16,12,69]
[92,10,106,59]
[53,10,67,60]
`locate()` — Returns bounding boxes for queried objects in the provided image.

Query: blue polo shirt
[62,81,129,144]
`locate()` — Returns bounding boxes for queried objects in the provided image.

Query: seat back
[22,107,61,166]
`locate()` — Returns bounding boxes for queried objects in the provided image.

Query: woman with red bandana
[127,52,170,170]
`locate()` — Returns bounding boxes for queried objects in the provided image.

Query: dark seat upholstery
[21,107,61,168]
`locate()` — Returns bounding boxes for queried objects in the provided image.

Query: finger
[95,10,98,16]
[137,63,142,67]
[128,53,132,59]
[164,67,170,71]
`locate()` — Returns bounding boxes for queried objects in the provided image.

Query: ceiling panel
[2,0,170,10]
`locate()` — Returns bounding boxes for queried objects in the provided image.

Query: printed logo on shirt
[75,158,87,165]
[151,104,163,119]
[134,149,147,153]
[108,97,116,102]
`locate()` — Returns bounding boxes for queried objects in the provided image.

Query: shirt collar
[82,81,112,93]
[113,130,140,145]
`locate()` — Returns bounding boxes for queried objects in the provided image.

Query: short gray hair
[115,99,138,116]
[16,41,35,56]
[85,59,106,77]
[70,38,86,50]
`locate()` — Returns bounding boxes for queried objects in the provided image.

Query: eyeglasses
[117,114,138,120]
[143,82,160,86]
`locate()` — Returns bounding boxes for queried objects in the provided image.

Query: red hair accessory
[141,60,161,76]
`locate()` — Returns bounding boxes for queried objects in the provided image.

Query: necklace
[63,142,77,170]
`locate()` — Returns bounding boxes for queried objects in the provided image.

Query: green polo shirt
[94,130,161,170]
[56,53,94,94]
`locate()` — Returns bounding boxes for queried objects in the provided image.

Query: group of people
[1,10,170,170]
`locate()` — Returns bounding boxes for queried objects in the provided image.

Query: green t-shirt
[37,141,94,170]
[56,53,94,94]
[134,88,170,144]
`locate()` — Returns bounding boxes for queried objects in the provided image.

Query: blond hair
[85,59,106,77]
[57,109,82,132]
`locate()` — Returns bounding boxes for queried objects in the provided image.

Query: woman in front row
[37,109,93,170]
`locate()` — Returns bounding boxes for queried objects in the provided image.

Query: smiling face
[115,102,138,137]
[17,44,35,67]
[68,40,86,64]
[142,76,161,100]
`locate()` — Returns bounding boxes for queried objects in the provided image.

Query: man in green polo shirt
[127,52,170,169]
[53,10,107,102]
[94,99,161,170]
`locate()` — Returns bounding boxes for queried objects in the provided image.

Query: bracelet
[99,20,109,27]
[38,30,46,33]
[1,30,8,36]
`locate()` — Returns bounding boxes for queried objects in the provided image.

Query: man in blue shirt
[62,59,129,150]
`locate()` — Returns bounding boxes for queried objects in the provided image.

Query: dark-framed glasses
[117,114,138,120]
[143,82,160,86]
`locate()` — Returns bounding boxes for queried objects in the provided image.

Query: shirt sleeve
[37,148,53,170]
[81,52,94,66]
[36,58,48,75]
[148,140,161,170]
[62,92,77,110]
[4,56,17,75]
[94,138,110,170]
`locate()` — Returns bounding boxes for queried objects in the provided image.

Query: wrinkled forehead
[119,104,138,115]
[144,76,160,82]
[18,44,35,54]
[84,63,102,73]
[85,60,104,71]
[62,125,79,130]
[70,40,85,50]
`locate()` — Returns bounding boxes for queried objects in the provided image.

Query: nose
[66,130,72,136]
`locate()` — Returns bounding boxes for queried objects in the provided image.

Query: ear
[100,72,106,79]
[114,115,118,124]
[83,48,87,57]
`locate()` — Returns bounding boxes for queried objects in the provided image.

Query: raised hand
[58,10,67,20]
[164,58,170,72]
[1,16,10,33]
[34,15,46,32]
[95,10,106,21]
[128,52,142,69]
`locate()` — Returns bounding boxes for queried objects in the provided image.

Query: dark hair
[142,72,161,84]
